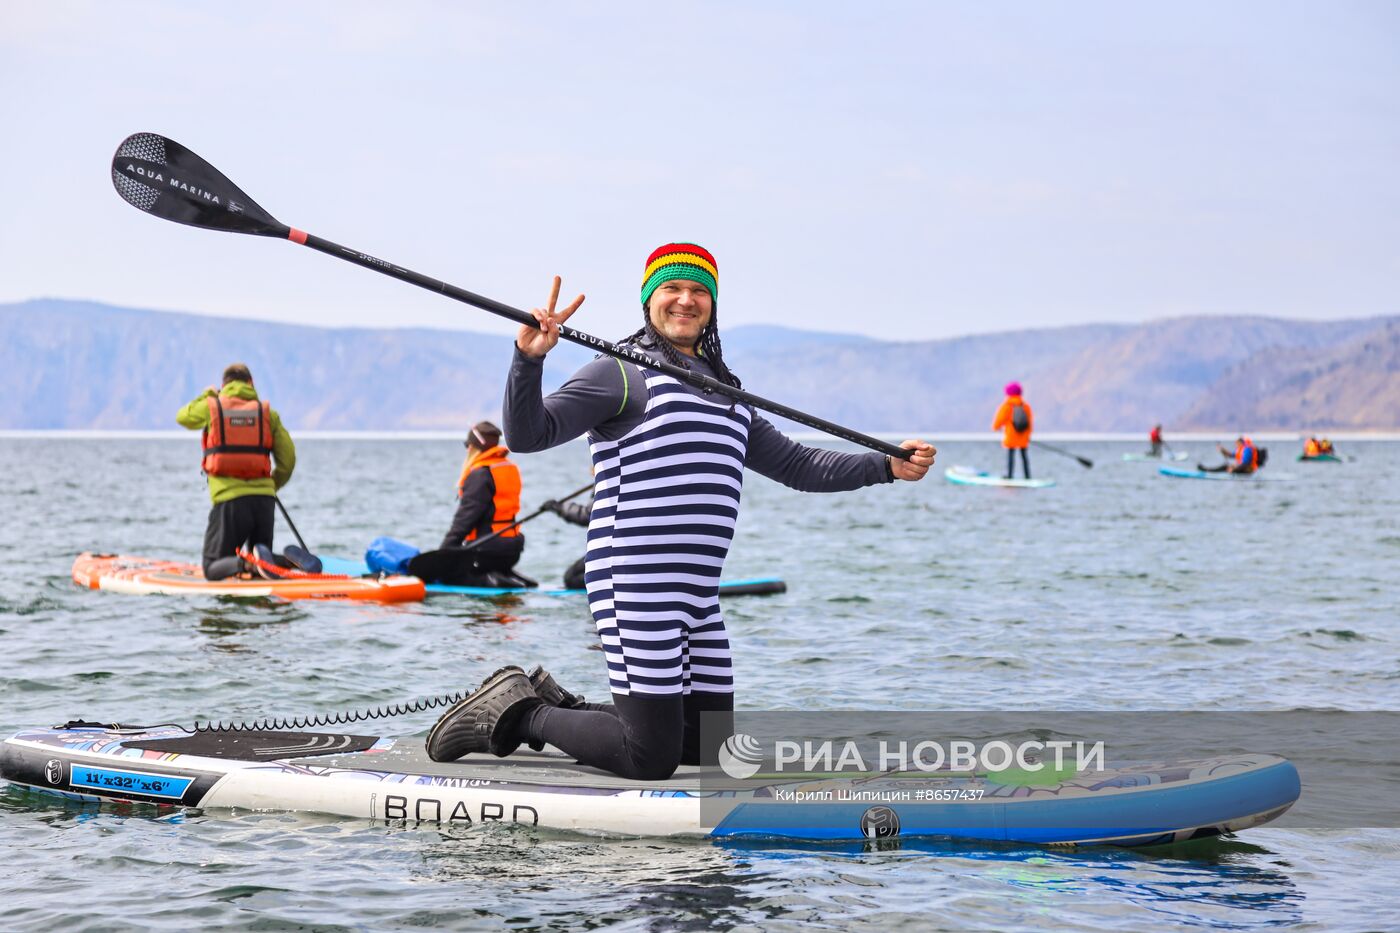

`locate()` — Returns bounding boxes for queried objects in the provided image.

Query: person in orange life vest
[175,363,296,580]
[991,382,1033,479]
[1149,424,1164,457]
[1319,438,1335,455]
[439,421,525,571]
[1303,437,1321,458]
[1202,436,1259,474]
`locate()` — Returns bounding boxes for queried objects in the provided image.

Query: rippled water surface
[2,436,1398,931]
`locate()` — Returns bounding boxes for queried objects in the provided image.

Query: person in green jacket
[176,363,296,580]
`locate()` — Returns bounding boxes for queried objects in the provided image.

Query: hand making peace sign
[516,276,586,359]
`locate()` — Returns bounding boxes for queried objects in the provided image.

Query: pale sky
[1,0,1396,341]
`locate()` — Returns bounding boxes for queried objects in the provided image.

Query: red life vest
[202,395,274,479]
[1150,426,1162,444]
[457,446,522,541]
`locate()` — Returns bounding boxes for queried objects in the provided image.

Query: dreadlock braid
[696,310,742,390]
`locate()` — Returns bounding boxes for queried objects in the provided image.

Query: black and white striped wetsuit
[586,366,751,697]
[503,341,891,780]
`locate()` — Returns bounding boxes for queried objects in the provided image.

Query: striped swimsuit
[585,368,751,696]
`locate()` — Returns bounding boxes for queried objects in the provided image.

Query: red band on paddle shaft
[288,228,307,245]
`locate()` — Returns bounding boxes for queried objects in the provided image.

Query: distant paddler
[1199,436,1263,475]
[1301,437,1339,460]
[1148,423,1166,458]
[175,363,297,580]
[426,242,935,780]
[992,381,1033,479]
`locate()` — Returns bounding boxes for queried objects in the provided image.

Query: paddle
[273,495,310,553]
[1030,440,1093,469]
[271,495,324,573]
[110,133,912,461]
[459,480,595,552]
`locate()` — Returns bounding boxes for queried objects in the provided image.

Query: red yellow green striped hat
[641,243,718,307]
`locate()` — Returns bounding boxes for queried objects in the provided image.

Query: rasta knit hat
[641,243,718,307]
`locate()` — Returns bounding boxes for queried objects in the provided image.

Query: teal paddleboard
[320,557,786,598]
[944,466,1055,489]
[1158,466,1293,482]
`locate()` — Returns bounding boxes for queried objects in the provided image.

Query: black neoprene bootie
[426,666,540,761]
[528,666,587,709]
[524,666,588,752]
[283,545,323,574]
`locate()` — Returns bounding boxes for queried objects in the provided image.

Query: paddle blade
[111,133,288,238]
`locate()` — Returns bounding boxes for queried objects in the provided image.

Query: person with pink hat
[992,381,1034,479]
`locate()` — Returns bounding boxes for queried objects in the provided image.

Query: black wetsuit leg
[516,690,735,779]
[519,693,682,780]
[202,495,275,580]
[410,536,525,585]
[681,691,733,766]
[563,555,587,590]
[1019,448,1031,479]
[1006,448,1015,480]
[466,535,525,572]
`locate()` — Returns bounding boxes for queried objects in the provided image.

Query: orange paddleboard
[71,552,425,604]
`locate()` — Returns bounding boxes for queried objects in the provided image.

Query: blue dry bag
[365,536,421,575]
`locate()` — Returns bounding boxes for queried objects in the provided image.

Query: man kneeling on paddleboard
[426,243,935,780]
[175,363,298,580]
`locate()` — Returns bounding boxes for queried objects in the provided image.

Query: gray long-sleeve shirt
[503,342,890,492]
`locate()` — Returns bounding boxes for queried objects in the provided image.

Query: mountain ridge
[4,299,1396,431]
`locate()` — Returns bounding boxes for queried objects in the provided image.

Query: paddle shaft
[459,480,594,552]
[274,496,310,551]
[1029,439,1093,469]
[291,231,910,460]
[110,134,908,460]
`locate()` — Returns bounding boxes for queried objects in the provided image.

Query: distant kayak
[944,466,1055,489]
[320,556,786,598]
[1122,452,1189,462]
[1157,466,1293,483]
[72,553,425,603]
[1297,454,1344,463]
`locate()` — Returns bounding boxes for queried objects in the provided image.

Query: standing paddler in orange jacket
[991,382,1034,479]
[175,363,296,580]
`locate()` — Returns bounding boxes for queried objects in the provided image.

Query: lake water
[2,436,1397,931]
